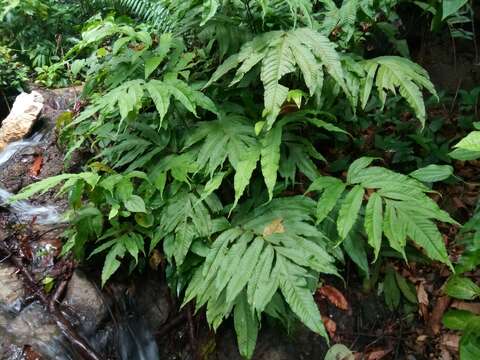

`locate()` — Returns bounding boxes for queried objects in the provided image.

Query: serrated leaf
[215,233,252,293]
[145,80,170,123]
[232,149,260,210]
[101,242,125,286]
[10,172,100,202]
[400,208,452,267]
[364,192,383,261]
[347,157,379,184]
[383,201,407,259]
[234,293,259,359]
[343,228,370,277]
[260,125,283,200]
[362,56,437,126]
[174,223,195,266]
[261,34,296,128]
[197,171,227,204]
[278,257,328,340]
[227,238,264,303]
[247,245,276,311]
[337,185,364,239]
[308,176,346,224]
[123,234,140,265]
[204,54,241,88]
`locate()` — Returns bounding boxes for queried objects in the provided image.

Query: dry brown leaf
[451,300,480,315]
[417,283,429,305]
[441,334,460,353]
[321,315,337,338]
[417,283,430,321]
[416,335,428,343]
[29,155,43,177]
[429,296,451,334]
[317,285,349,311]
[263,218,285,236]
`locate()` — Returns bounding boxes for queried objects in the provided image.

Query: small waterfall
[1,114,160,359]
[0,188,61,224]
[0,132,44,166]
[113,290,160,360]
[0,133,62,225]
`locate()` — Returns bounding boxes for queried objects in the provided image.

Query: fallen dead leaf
[451,300,480,315]
[417,283,429,321]
[416,334,428,342]
[417,283,429,305]
[29,155,43,177]
[317,285,349,311]
[321,315,337,338]
[441,333,460,353]
[429,296,451,334]
[263,218,285,236]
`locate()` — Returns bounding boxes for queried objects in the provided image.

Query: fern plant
[183,196,338,358]
[8,2,462,358]
[309,157,457,265]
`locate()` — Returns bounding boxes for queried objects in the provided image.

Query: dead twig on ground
[0,238,103,360]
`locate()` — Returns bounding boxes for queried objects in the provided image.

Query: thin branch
[0,240,103,360]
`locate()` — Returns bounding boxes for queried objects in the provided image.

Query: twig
[0,240,103,360]
[35,225,68,240]
[450,79,463,115]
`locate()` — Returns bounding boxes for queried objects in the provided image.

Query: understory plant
[8,0,475,358]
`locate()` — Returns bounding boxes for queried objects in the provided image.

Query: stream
[0,89,161,360]
[0,133,61,225]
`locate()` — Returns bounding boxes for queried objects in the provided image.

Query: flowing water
[0,120,160,359]
[0,133,62,225]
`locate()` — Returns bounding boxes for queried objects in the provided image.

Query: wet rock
[0,86,85,207]
[135,275,171,330]
[0,92,44,151]
[0,264,24,313]
[5,302,74,360]
[62,270,108,336]
[36,86,83,128]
